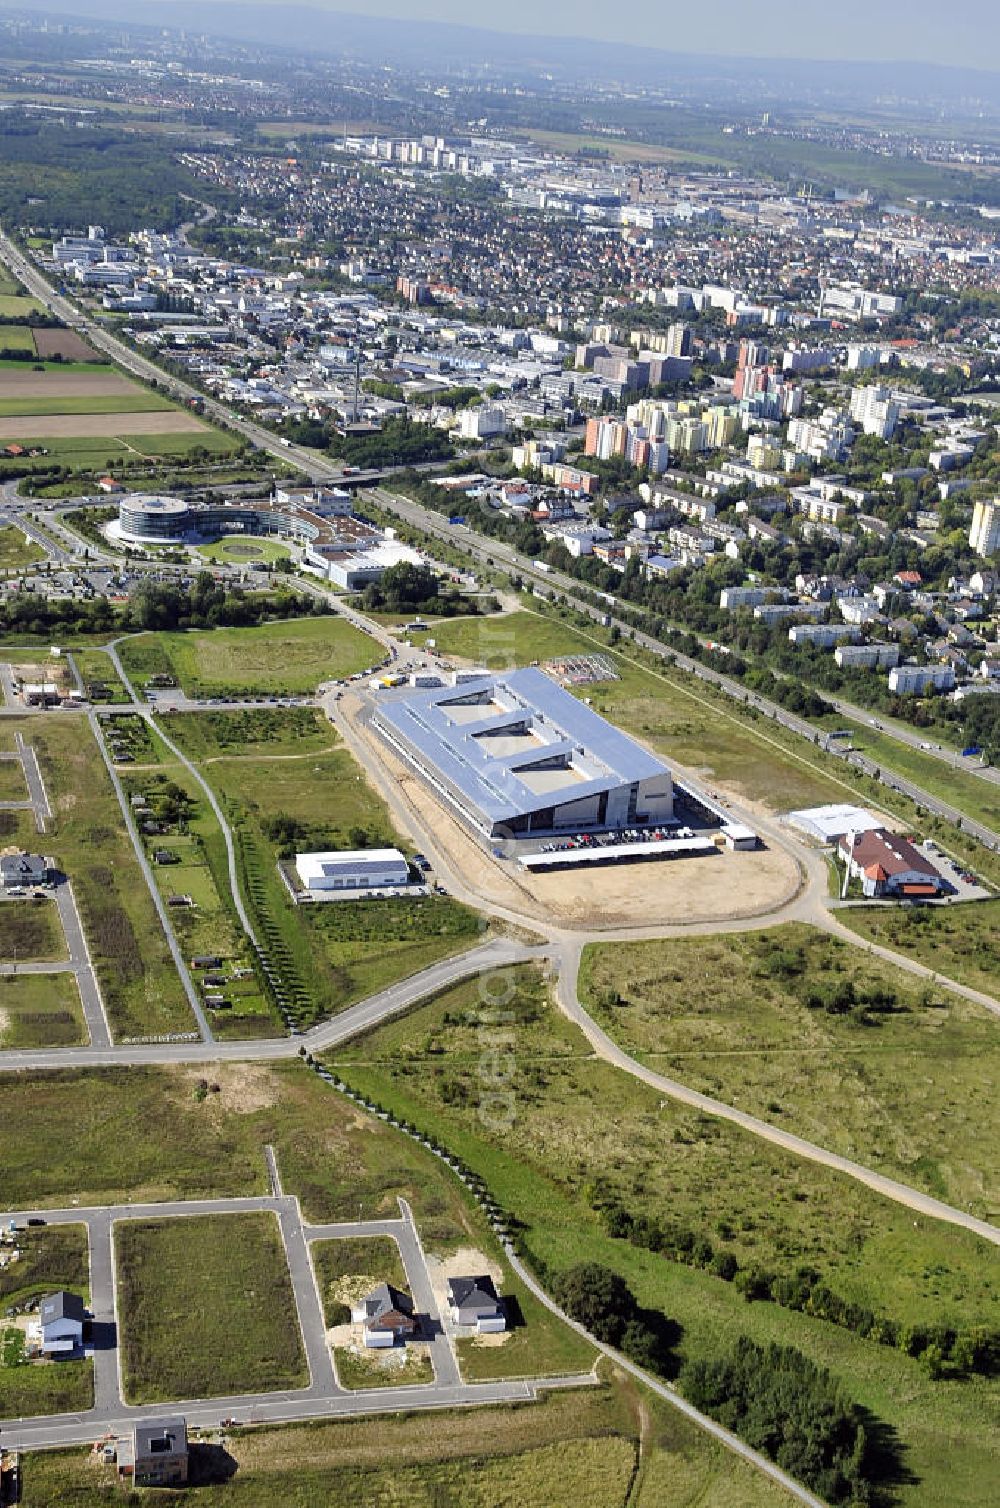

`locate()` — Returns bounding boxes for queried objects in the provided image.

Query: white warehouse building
[296,848,410,893]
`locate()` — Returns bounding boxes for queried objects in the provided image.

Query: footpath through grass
[580,923,1000,1218]
[331,967,1000,1508]
[163,707,485,1028]
[839,900,1000,1002]
[23,716,195,1039]
[116,1212,308,1403]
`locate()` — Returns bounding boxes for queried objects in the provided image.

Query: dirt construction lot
[0,411,209,438]
[345,697,802,930]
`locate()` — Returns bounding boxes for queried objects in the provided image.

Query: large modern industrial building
[112,489,422,588]
[372,667,674,839]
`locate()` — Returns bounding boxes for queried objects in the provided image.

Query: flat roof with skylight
[372,667,674,838]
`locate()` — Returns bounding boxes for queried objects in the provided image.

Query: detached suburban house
[31,1291,85,1356]
[838,828,947,899]
[447,1275,506,1333]
[115,1418,189,1487]
[352,1283,419,1348]
[0,853,51,890]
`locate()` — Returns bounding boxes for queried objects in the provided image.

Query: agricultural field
[0,323,37,352]
[0,970,87,1049]
[330,966,1000,1508]
[839,900,1000,1001]
[20,715,196,1038]
[0,293,43,317]
[0,523,45,570]
[0,364,240,474]
[580,924,1000,1216]
[162,708,484,1027]
[196,533,293,565]
[121,615,377,697]
[17,1378,801,1508]
[116,1213,308,1402]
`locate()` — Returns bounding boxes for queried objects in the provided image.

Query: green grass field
[0,523,45,570]
[0,1060,595,1385]
[330,967,1000,1508]
[0,755,29,798]
[0,970,87,1048]
[839,900,1000,1001]
[0,899,67,961]
[121,764,281,1039]
[196,534,293,565]
[0,294,43,317]
[121,616,377,697]
[0,324,36,352]
[0,1341,93,1419]
[0,392,174,417]
[580,924,1000,1217]
[21,716,196,1038]
[18,1377,799,1508]
[116,1212,308,1403]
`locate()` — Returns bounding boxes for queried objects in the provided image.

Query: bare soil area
[31,330,97,361]
[0,372,137,398]
[0,411,207,438]
[347,698,801,931]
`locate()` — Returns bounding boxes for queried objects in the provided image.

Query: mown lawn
[120,616,378,697]
[331,967,1000,1508]
[580,923,1000,1217]
[116,1213,308,1403]
[839,900,1000,1003]
[0,522,45,569]
[0,970,87,1049]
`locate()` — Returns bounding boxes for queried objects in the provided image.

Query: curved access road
[552,937,1000,1248]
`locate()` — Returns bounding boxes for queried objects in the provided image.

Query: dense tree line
[588,1187,1000,1381]
[681,1337,878,1505]
[0,574,324,638]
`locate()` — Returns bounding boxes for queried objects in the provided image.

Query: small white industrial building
[296,848,410,893]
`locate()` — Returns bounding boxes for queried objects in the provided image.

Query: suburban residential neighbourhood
[0,2,998,1505]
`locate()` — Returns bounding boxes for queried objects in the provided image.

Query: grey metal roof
[40,1291,85,1326]
[374,667,669,827]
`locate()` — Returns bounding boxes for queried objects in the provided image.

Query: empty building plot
[372,667,673,839]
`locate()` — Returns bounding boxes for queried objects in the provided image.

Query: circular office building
[117,494,191,544]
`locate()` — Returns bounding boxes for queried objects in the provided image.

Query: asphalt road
[14,732,51,833]
[372,487,1000,853]
[53,880,111,1050]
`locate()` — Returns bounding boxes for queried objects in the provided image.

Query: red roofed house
[894,570,922,588]
[838,827,947,899]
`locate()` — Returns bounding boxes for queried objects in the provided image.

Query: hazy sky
[199,0,997,68]
[7,0,998,68]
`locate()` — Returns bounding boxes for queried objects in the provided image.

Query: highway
[369,487,1000,851]
[3,223,995,852]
